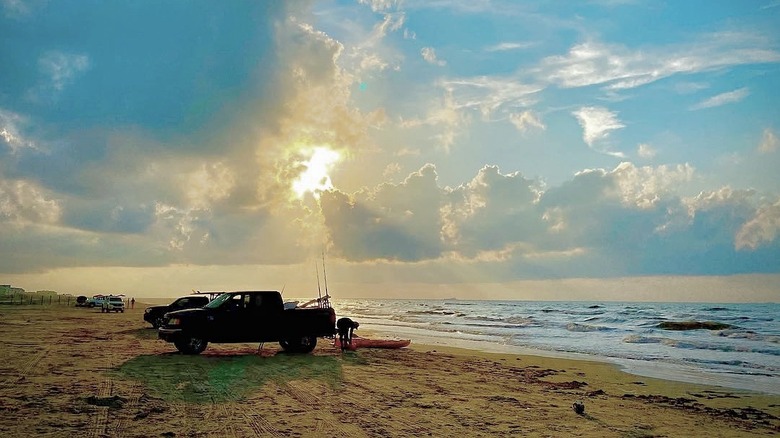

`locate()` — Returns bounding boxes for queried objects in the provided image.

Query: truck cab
[158,291,336,355]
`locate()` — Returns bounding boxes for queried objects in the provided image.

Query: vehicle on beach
[102,296,125,313]
[144,294,214,328]
[158,290,336,355]
[75,295,88,307]
[85,295,107,308]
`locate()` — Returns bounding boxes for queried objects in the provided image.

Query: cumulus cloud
[759,128,778,154]
[689,87,749,110]
[321,164,444,261]
[441,165,545,257]
[637,143,657,159]
[736,199,780,250]
[421,47,446,66]
[572,106,625,156]
[509,110,545,132]
[0,177,61,224]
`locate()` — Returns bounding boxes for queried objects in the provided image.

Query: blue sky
[1,0,779,300]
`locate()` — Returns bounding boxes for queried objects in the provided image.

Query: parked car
[144,294,212,328]
[102,296,125,313]
[75,296,88,307]
[85,295,107,308]
[158,290,336,354]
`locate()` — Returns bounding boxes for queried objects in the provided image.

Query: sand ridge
[0,303,777,437]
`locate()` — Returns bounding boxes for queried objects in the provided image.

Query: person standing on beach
[131,297,135,309]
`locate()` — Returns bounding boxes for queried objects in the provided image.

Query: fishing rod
[315,261,322,304]
[321,250,330,309]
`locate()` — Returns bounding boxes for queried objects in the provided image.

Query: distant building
[0,284,26,295]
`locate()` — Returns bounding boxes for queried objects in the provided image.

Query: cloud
[358,0,400,12]
[674,81,709,94]
[32,51,90,99]
[400,88,469,152]
[0,109,38,155]
[760,0,780,9]
[485,41,534,52]
[1,0,30,17]
[0,177,61,224]
[637,143,657,159]
[438,75,542,118]
[758,128,778,154]
[421,47,446,66]
[689,87,749,110]
[572,106,625,156]
[509,110,545,132]
[441,165,545,258]
[535,36,780,91]
[320,164,444,261]
[736,199,780,250]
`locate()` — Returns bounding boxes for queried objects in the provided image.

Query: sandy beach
[0,302,777,437]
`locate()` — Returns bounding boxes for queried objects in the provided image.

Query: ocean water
[330,299,780,395]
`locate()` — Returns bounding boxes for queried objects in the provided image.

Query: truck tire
[174,337,208,355]
[279,336,317,354]
[153,316,165,328]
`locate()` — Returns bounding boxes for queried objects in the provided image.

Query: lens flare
[292,146,341,199]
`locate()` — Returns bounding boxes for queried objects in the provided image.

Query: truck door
[244,293,280,342]
[213,293,252,342]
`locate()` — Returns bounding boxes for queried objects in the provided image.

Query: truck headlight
[168,317,181,326]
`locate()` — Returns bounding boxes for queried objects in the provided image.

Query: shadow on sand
[114,351,346,403]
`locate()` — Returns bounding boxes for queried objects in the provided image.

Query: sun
[292,146,341,199]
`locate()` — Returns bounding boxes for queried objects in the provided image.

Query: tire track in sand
[243,412,284,437]
[110,385,141,438]
[14,346,51,383]
[89,376,112,438]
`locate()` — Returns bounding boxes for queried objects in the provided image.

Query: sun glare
[292,146,341,199]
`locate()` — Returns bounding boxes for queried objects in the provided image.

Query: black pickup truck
[158,291,336,355]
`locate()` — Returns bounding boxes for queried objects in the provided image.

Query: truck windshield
[204,293,231,309]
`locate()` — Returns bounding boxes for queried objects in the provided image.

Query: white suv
[102,296,125,313]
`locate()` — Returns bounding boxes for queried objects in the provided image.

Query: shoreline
[364,322,780,396]
[0,304,777,436]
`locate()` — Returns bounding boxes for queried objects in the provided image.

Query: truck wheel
[279,336,317,354]
[153,316,165,328]
[174,337,208,355]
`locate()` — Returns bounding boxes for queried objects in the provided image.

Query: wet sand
[0,303,777,437]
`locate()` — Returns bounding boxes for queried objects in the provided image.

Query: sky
[1,0,779,301]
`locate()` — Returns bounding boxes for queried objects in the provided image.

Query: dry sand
[0,302,777,437]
